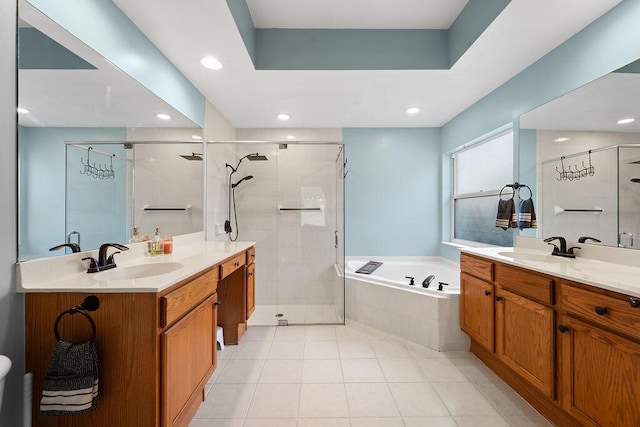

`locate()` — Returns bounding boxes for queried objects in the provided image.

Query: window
[452,130,514,246]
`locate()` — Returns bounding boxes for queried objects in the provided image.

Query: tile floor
[190,322,552,427]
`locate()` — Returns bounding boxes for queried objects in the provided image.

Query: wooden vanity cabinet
[24,246,257,427]
[460,252,640,427]
[246,247,256,320]
[494,265,555,400]
[558,281,640,427]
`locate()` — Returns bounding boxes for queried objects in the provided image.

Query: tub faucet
[405,276,415,286]
[83,243,129,273]
[422,275,435,288]
[437,282,449,291]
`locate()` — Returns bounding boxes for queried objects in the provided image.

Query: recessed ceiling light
[192,135,203,140]
[554,137,570,142]
[277,113,290,121]
[17,107,29,114]
[617,117,635,124]
[286,135,296,140]
[405,107,420,115]
[200,56,222,70]
[156,113,171,120]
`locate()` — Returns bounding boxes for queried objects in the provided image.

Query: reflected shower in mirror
[17,1,203,261]
[519,59,640,248]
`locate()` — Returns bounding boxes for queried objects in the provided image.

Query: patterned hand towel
[496,198,516,230]
[518,198,538,229]
[40,340,99,416]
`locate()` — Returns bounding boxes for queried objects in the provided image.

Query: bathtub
[344,257,470,351]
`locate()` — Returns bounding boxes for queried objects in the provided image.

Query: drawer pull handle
[495,296,503,302]
[595,306,608,316]
[248,272,253,277]
[234,261,240,267]
[558,324,569,333]
[484,290,491,296]
[214,301,221,307]
[630,297,640,308]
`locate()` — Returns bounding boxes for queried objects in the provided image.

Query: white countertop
[461,244,640,298]
[17,236,255,293]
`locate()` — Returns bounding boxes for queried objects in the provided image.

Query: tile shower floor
[190,322,552,427]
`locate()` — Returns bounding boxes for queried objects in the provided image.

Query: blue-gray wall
[343,128,441,256]
[440,0,640,261]
[0,0,22,424]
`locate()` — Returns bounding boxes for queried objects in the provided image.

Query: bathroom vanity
[460,244,640,427]
[19,239,255,427]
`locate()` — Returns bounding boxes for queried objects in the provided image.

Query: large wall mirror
[520,58,640,249]
[17,0,204,261]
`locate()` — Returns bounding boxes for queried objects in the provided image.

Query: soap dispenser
[129,227,139,243]
[147,227,164,256]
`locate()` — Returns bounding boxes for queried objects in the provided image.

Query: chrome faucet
[83,243,129,273]
[544,236,580,258]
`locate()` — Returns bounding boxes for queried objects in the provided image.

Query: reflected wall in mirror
[520,59,640,249]
[17,1,203,261]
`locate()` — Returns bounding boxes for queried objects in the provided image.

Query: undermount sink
[497,251,570,263]
[93,262,184,281]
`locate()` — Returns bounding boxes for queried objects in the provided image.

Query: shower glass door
[275,143,345,324]
[228,142,344,325]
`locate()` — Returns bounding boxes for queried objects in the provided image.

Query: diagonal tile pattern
[191,322,552,426]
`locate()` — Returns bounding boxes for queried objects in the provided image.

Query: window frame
[450,129,514,246]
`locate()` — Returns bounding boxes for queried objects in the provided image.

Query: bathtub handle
[405,276,415,286]
[437,282,448,291]
[484,290,491,296]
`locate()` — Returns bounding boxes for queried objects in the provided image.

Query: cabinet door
[460,273,494,351]
[495,288,554,399]
[246,263,255,320]
[162,293,217,427]
[559,316,640,427]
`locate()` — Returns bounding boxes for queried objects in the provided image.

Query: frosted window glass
[455,132,513,194]
[454,196,513,247]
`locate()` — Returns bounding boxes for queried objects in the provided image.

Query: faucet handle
[82,257,99,273]
[545,242,560,253]
[106,251,121,266]
[567,246,581,255]
[405,276,415,286]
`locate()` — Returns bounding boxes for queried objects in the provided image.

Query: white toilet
[0,355,11,415]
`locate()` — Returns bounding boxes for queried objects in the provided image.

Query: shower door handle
[335,231,338,249]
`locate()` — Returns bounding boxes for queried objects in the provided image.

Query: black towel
[518,198,537,229]
[40,340,99,416]
[496,198,517,230]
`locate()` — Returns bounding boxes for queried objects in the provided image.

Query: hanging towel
[40,340,99,416]
[496,197,516,230]
[518,198,538,229]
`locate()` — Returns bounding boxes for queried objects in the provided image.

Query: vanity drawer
[161,268,218,327]
[460,253,494,282]
[220,253,246,279]
[246,247,256,265]
[560,283,640,341]
[495,264,554,305]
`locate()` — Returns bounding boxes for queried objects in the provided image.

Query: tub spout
[422,275,435,288]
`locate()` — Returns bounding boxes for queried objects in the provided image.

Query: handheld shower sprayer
[232,175,254,188]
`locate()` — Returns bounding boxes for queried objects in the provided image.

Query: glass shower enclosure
[213,142,345,325]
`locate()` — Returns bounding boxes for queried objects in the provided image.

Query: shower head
[247,153,268,161]
[180,152,203,161]
[232,175,254,188]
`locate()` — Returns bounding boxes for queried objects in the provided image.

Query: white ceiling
[246,0,468,29]
[520,73,640,133]
[113,0,621,129]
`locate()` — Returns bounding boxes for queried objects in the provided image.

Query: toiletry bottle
[129,227,139,243]
[163,236,173,254]
[154,228,164,255]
